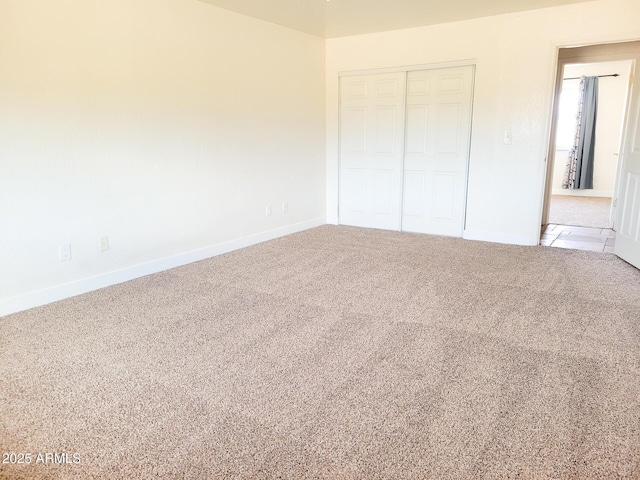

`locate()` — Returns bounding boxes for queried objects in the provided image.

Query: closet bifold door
[339,72,406,231]
[402,65,475,237]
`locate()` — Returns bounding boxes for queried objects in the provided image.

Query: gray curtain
[562,76,599,190]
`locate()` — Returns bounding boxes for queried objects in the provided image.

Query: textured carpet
[1,225,639,479]
[549,195,612,228]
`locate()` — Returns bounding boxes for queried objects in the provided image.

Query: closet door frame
[338,60,476,235]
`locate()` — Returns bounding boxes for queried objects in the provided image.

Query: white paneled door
[402,66,474,236]
[339,72,406,230]
[615,67,640,269]
[339,66,474,236]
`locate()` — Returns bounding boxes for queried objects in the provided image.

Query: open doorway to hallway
[549,60,632,230]
[541,42,640,252]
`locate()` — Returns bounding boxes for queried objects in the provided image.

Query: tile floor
[541,224,615,253]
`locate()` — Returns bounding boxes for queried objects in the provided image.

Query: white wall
[0,0,326,315]
[326,0,640,246]
[552,60,632,197]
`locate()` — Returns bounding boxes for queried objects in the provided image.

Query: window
[555,81,580,150]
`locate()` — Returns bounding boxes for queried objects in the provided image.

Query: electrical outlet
[282,201,288,213]
[59,244,72,262]
[504,131,513,145]
[100,236,110,252]
[265,204,272,216]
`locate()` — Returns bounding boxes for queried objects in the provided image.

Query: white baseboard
[551,189,612,198]
[463,229,537,246]
[0,217,326,318]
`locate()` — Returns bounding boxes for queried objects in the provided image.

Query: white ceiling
[197,0,600,38]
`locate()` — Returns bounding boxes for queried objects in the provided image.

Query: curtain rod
[563,73,619,80]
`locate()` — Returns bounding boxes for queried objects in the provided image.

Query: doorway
[542,42,640,253]
[549,60,632,229]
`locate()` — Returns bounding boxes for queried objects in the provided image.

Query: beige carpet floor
[549,195,612,228]
[1,225,639,479]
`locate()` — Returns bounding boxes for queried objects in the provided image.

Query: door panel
[405,106,428,154]
[376,79,399,97]
[433,172,456,219]
[616,64,640,269]
[339,72,406,230]
[618,172,640,238]
[438,73,465,94]
[346,81,368,98]
[374,106,398,154]
[402,66,475,237]
[403,171,425,217]
[437,103,463,154]
[342,169,366,213]
[373,170,394,215]
[408,77,431,96]
[344,107,367,153]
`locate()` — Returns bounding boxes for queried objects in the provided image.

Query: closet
[339,65,474,237]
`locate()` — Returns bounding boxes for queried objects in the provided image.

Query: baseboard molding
[551,189,612,198]
[463,230,537,246]
[0,217,326,318]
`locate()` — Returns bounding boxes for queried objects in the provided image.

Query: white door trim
[338,59,477,78]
